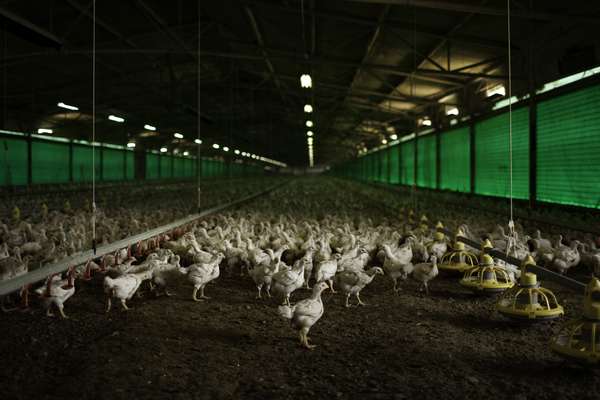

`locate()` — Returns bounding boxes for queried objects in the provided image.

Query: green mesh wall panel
[173,157,185,178]
[126,151,134,180]
[400,141,415,185]
[73,145,101,182]
[475,108,529,199]
[160,155,172,178]
[537,84,600,208]
[202,159,214,178]
[389,145,400,184]
[378,149,389,182]
[440,127,470,192]
[146,153,159,180]
[0,137,28,186]
[184,158,195,177]
[417,135,437,188]
[102,148,125,181]
[32,141,69,184]
[369,154,378,181]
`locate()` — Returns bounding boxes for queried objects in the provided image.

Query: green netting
[369,154,378,181]
[379,148,389,182]
[173,157,185,178]
[160,155,172,178]
[417,134,437,188]
[537,84,600,208]
[202,159,214,178]
[31,141,70,184]
[146,153,159,180]
[72,145,101,182]
[475,107,529,199]
[0,137,28,186]
[389,145,400,184]
[440,127,470,192]
[400,141,415,185]
[102,148,125,181]
[126,151,134,180]
[184,158,195,177]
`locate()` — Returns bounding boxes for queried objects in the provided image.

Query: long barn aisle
[1,178,598,400]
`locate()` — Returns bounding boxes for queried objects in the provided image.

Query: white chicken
[271,259,305,305]
[184,253,225,301]
[314,253,341,292]
[277,282,328,349]
[382,244,413,292]
[412,256,439,295]
[41,267,76,318]
[335,267,384,307]
[104,269,150,312]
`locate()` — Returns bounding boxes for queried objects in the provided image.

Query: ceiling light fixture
[160,147,167,153]
[37,128,53,134]
[306,120,313,128]
[234,149,240,155]
[300,74,312,88]
[223,146,229,152]
[390,134,398,140]
[306,131,313,137]
[126,141,136,148]
[194,138,202,144]
[183,151,189,156]
[304,104,313,113]
[144,124,156,131]
[212,144,220,149]
[57,102,79,111]
[108,115,125,123]
[173,132,184,139]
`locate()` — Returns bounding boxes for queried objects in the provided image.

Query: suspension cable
[91,0,97,254]
[507,0,515,237]
[197,3,201,211]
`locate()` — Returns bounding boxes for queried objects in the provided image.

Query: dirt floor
[2,264,599,400]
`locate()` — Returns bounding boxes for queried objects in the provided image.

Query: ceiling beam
[344,0,600,24]
[244,0,518,52]
[0,5,63,48]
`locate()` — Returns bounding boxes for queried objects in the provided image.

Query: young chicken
[412,256,438,295]
[248,260,280,299]
[278,282,328,350]
[104,269,149,312]
[185,253,225,301]
[271,260,305,305]
[335,267,384,307]
[314,253,341,292]
[41,267,76,318]
[382,244,414,292]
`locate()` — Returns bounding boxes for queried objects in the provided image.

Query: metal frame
[0,180,287,296]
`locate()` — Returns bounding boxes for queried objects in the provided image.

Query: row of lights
[47,101,288,167]
[300,74,315,167]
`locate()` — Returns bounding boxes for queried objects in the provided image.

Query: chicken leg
[356,292,367,306]
[105,297,112,313]
[120,299,131,310]
[300,328,316,350]
[327,279,337,293]
[345,293,352,308]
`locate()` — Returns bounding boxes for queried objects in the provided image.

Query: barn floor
[2,268,599,400]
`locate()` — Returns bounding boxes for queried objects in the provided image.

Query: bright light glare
[144,124,156,131]
[421,118,432,127]
[160,147,167,153]
[126,142,136,148]
[234,149,240,155]
[223,146,229,152]
[173,132,184,139]
[486,85,506,98]
[306,131,313,137]
[390,134,398,140]
[108,115,125,123]
[446,107,459,116]
[183,151,189,156]
[306,120,313,128]
[304,104,313,113]
[382,139,388,144]
[57,102,79,111]
[37,128,53,134]
[194,139,202,144]
[212,144,219,149]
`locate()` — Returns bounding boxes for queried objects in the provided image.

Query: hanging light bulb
[300,74,312,88]
[306,120,313,128]
[194,138,202,144]
[306,131,313,137]
[390,134,398,140]
[304,104,313,113]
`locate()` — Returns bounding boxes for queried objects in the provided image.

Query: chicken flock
[1,178,599,350]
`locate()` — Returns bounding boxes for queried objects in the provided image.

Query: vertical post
[529,99,537,208]
[27,134,32,185]
[435,129,441,190]
[68,139,73,182]
[413,134,418,186]
[469,122,476,194]
[99,145,104,182]
[123,149,127,180]
[398,141,403,185]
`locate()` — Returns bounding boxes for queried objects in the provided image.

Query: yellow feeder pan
[435,221,444,230]
[550,278,600,365]
[439,241,478,273]
[496,257,564,320]
[12,206,20,222]
[460,254,514,294]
